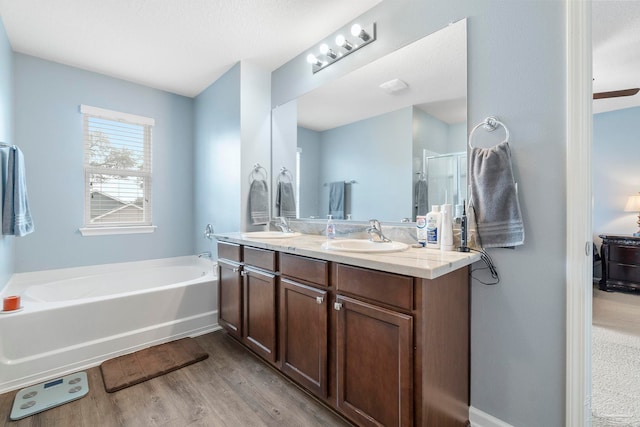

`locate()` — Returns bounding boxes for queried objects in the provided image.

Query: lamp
[319,43,337,59]
[306,53,323,67]
[624,193,640,236]
[351,23,372,42]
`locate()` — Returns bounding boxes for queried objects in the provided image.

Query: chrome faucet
[367,219,391,243]
[198,251,212,259]
[275,216,292,233]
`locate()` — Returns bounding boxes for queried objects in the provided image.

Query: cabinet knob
[316,296,324,304]
[240,270,247,277]
[232,267,240,273]
[334,302,342,311]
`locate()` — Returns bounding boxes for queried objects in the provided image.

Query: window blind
[81,105,154,228]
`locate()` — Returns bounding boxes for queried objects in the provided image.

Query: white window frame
[79,105,156,236]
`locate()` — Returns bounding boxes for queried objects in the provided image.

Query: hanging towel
[249,179,269,225]
[468,141,524,248]
[329,181,345,219]
[276,181,296,218]
[415,179,428,216]
[2,146,34,236]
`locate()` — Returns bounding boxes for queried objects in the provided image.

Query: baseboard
[469,406,514,427]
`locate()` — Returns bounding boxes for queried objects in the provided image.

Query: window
[79,105,155,236]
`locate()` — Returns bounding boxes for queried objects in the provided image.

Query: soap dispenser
[326,215,336,239]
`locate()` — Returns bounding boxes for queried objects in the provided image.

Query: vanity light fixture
[307,22,376,74]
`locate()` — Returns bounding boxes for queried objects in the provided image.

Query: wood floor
[0,331,352,427]
[593,286,640,337]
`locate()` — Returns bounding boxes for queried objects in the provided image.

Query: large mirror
[272,19,467,222]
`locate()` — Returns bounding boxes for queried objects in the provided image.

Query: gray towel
[2,146,34,236]
[469,142,524,248]
[415,179,428,216]
[249,179,269,225]
[329,181,345,219]
[276,181,296,218]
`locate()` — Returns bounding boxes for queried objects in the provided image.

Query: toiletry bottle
[326,215,335,239]
[416,215,427,247]
[458,201,470,252]
[425,205,441,249]
[440,203,454,251]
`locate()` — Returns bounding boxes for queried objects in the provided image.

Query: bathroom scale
[10,371,89,420]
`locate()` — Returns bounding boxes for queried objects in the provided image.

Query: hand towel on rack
[468,142,524,248]
[415,179,428,216]
[328,181,345,220]
[2,146,34,236]
[249,179,269,225]
[276,181,296,218]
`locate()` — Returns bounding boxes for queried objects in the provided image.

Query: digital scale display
[43,378,63,389]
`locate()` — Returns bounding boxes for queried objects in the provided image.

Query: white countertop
[215,232,481,280]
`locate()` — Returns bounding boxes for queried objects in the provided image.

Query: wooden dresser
[599,234,640,292]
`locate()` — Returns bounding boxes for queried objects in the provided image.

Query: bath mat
[100,338,208,393]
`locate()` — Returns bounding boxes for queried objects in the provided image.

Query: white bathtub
[0,256,219,394]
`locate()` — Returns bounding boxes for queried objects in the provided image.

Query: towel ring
[250,163,268,183]
[278,167,293,184]
[469,116,510,149]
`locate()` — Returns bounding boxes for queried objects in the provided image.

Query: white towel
[468,142,524,248]
[249,179,269,225]
[2,146,34,236]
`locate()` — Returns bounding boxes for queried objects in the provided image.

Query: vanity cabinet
[242,246,278,364]
[217,242,243,338]
[216,239,470,427]
[334,264,414,427]
[279,253,329,398]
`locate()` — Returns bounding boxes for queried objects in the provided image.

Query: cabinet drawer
[280,253,329,287]
[335,264,413,312]
[244,246,277,271]
[610,245,640,264]
[609,263,640,284]
[218,242,242,262]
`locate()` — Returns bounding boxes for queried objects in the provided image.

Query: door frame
[565,0,592,425]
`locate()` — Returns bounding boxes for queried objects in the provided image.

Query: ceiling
[592,1,640,114]
[0,0,381,97]
[0,0,638,115]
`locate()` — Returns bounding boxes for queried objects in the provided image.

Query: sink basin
[241,231,302,239]
[321,239,409,253]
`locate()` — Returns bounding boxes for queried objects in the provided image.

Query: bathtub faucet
[197,251,212,259]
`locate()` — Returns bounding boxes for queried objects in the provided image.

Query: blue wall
[593,106,640,246]
[274,1,567,425]
[13,54,195,272]
[193,63,241,259]
[0,19,14,289]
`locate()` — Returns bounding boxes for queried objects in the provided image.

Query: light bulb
[350,24,362,37]
[335,34,352,50]
[319,44,329,54]
[306,53,319,65]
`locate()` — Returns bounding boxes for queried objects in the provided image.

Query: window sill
[79,225,157,236]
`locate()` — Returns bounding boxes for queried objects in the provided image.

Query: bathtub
[0,256,219,394]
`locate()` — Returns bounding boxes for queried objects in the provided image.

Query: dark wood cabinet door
[218,259,242,338]
[279,278,328,398]
[335,294,413,427]
[243,266,277,363]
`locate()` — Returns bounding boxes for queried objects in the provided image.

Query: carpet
[592,325,640,426]
[100,338,209,393]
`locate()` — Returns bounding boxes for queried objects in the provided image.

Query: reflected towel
[249,179,269,225]
[2,146,34,236]
[415,179,428,216]
[329,181,345,219]
[468,142,524,248]
[276,181,296,218]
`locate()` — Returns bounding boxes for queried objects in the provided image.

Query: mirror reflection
[274,19,467,222]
